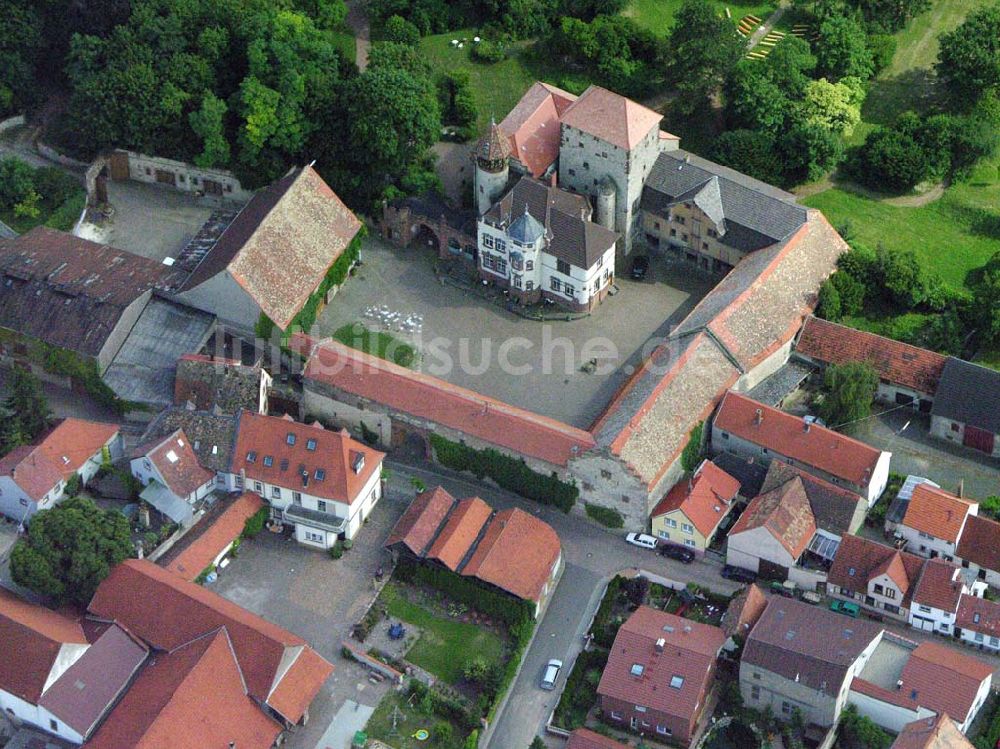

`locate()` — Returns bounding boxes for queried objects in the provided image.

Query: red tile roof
[232,411,384,504]
[0,587,87,703]
[499,82,578,177]
[827,535,924,604]
[891,713,975,749]
[911,559,965,612]
[598,607,725,723]
[134,429,213,499]
[84,628,283,749]
[956,595,1000,638]
[565,728,630,749]
[722,584,768,639]
[899,641,993,722]
[902,484,977,543]
[298,336,595,467]
[164,493,265,581]
[957,514,1000,574]
[87,559,333,724]
[427,497,492,572]
[0,418,119,501]
[728,476,816,559]
[462,508,561,603]
[651,460,741,538]
[384,486,456,555]
[713,392,884,488]
[561,86,663,150]
[796,316,947,396]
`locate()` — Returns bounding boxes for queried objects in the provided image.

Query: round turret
[595,177,617,232]
[474,119,512,215]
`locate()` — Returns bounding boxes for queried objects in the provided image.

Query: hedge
[552,648,610,730]
[429,433,578,512]
[591,576,625,648]
[584,503,624,528]
[241,507,268,539]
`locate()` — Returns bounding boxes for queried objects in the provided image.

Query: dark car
[721,565,757,584]
[660,544,695,564]
[630,255,650,280]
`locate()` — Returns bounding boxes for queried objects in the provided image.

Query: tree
[0,158,39,211]
[765,36,817,97]
[830,269,866,315]
[725,63,791,134]
[846,0,930,33]
[815,15,874,81]
[878,246,926,307]
[982,496,1000,521]
[710,129,785,185]
[667,0,745,110]
[800,78,862,136]
[972,251,1000,345]
[10,496,135,607]
[189,92,230,168]
[530,738,547,749]
[816,278,842,320]
[681,421,704,472]
[818,361,879,429]
[4,365,49,441]
[838,704,892,749]
[0,405,26,454]
[383,14,421,45]
[0,0,44,116]
[848,124,931,191]
[779,120,843,183]
[937,4,1000,107]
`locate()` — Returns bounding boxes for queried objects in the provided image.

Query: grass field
[365,691,465,749]
[623,0,776,34]
[332,323,417,368]
[382,583,505,684]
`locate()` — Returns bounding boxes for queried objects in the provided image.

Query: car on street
[829,599,861,618]
[540,659,563,690]
[720,565,757,584]
[625,532,658,550]
[660,543,695,563]
[630,255,650,280]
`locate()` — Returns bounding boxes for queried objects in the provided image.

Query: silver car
[540,658,563,690]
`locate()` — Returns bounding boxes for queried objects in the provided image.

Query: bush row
[551,648,610,730]
[584,503,624,528]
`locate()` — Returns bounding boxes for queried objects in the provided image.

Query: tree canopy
[818,361,880,429]
[937,3,1000,107]
[2,365,50,452]
[667,0,745,110]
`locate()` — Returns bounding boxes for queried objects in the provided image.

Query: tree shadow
[861,67,941,125]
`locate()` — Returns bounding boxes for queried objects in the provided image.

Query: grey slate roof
[642,150,807,252]
[508,208,545,244]
[138,407,238,474]
[140,480,194,524]
[931,357,1000,434]
[711,451,769,498]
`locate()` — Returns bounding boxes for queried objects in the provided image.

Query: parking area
[316,236,714,428]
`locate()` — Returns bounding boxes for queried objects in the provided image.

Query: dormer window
[352,454,365,474]
[314,468,326,481]
[630,664,644,677]
[246,451,257,463]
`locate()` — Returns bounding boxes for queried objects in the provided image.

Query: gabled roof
[179,165,361,331]
[0,418,119,501]
[931,357,1000,434]
[560,85,662,150]
[728,476,816,559]
[163,492,265,581]
[956,514,1000,573]
[565,728,630,749]
[891,713,975,749]
[0,587,87,704]
[911,559,965,612]
[651,460,740,538]
[759,460,865,536]
[898,641,993,723]
[597,607,725,722]
[132,428,213,499]
[743,598,881,695]
[426,497,492,572]
[828,535,924,603]
[499,81,578,177]
[231,412,384,504]
[83,628,283,749]
[795,316,947,396]
[901,484,977,543]
[299,336,595,467]
[0,227,181,358]
[173,354,265,414]
[956,594,1000,638]
[87,559,333,724]
[713,392,885,488]
[384,486,456,555]
[722,583,768,639]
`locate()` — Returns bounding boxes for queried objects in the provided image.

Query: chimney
[754,408,763,426]
[803,419,810,433]
[957,479,965,498]
[655,638,665,653]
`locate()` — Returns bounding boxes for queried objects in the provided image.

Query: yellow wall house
[651,460,741,552]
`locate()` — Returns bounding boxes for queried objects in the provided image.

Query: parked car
[829,599,861,618]
[625,532,658,550]
[630,255,650,280]
[540,658,563,690]
[801,591,822,605]
[660,544,695,564]
[770,580,797,598]
[721,565,757,584]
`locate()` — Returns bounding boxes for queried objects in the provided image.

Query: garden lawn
[382,583,505,684]
[365,691,465,749]
[623,0,776,34]
[332,323,417,368]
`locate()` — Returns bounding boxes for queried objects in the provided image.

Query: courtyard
[316,236,714,428]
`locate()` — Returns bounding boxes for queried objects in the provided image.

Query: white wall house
[130,429,215,513]
[896,484,978,562]
[908,560,986,635]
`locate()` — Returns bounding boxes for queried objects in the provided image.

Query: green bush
[552,648,610,730]
[195,564,216,584]
[471,39,506,63]
[591,576,624,648]
[242,507,268,539]
[63,474,81,497]
[342,538,353,550]
[429,433,578,511]
[680,421,704,473]
[584,503,624,528]
[284,229,365,336]
[328,542,344,559]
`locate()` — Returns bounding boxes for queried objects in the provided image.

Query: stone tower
[474,119,511,215]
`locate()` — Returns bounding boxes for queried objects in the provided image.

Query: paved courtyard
[316,237,714,428]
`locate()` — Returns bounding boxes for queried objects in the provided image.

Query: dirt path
[793,176,947,206]
[746,0,790,50]
[345,0,370,71]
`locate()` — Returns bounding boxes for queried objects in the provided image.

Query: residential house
[827,535,925,623]
[597,606,726,743]
[385,487,563,616]
[173,353,271,414]
[650,459,740,553]
[740,597,883,728]
[794,316,947,412]
[134,407,238,489]
[909,559,985,634]
[957,514,1000,587]
[0,588,146,745]
[224,412,384,547]
[173,165,361,333]
[896,484,978,561]
[160,492,265,582]
[476,176,618,311]
[956,595,1000,653]
[711,391,891,505]
[88,559,334,727]
[129,429,215,526]
[885,475,941,534]
[0,418,122,523]
[929,358,1000,458]
[721,584,768,646]
[891,713,975,749]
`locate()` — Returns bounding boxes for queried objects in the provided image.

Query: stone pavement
[314,700,374,749]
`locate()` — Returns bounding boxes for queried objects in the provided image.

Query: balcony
[282,504,346,534]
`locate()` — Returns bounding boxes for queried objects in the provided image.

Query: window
[630,664,645,677]
[666,518,677,528]
[885,604,899,615]
[314,468,326,481]
[317,500,327,512]
[657,725,672,736]
[293,492,302,505]
[654,221,661,230]
[976,632,984,642]
[682,523,694,534]
[676,216,686,225]
[306,438,317,451]
[495,257,507,274]
[670,228,677,237]
[254,481,263,493]
[526,281,534,291]
[583,161,590,169]
[658,530,670,540]
[495,239,506,253]
[483,234,494,249]
[873,584,883,595]
[682,234,689,242]
[235,476,244,488]
[684,539,696,548]
[564,284,575,297]
[752,672,761,680]
[286,433,296,445]
[526,259,534,270]
[885,588,896,599]
[271,487,281,499]
[263,455,273,467]
[610,711,622,720]
[991,637,999,647]
[246,451,257,463]
[951,422,960,432]
[750,685,760,700]
[708,228,718,238]
[919,605,932,613]
[304,531,324,543]
[568,168,576,176]
[601,469,612,479]
[280,459,289,471]
[50,720,58,731]
[635,705,647,713]
[550,277,561,292]
[975,612,982,623]
[557,259,571,275]
[670,675,684,689]
[143,459,151,470]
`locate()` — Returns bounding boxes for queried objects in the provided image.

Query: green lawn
[382,583,505,684]
[623,0,776,34]
[332,323,417,368]
[365,691,465,749]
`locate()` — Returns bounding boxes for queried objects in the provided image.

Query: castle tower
[595,177,617,233]
[474,119,511,215]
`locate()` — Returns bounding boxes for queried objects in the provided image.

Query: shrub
[816,278,842,321]
[433,721,453,744]
[830,270,866,316]
[63,473,82,497]
[242,507,268,539]
[328,542,344,559]
[680,421,704,472]
[342,538,353,550]
[383,15,420,45]
[552,648,610,729]
[471,39,506,63]
[868,33,896,73]
[585,503,624,528]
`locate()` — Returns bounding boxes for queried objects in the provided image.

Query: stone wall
[118,151,252,201]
